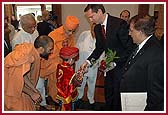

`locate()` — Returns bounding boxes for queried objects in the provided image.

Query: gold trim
[69,73,76,85]
[60,64,68,67]
[56,95,72,104]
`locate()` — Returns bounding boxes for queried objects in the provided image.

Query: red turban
[60,47,79,59]
[65,16,79,30]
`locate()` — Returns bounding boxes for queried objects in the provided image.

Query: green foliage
[105,49,119,68]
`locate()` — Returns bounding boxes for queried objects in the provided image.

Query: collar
[102,13,108,32]
[62,61,71,67]
[59,26,65,35]
[20,29,31,35]
[137,35,152,53]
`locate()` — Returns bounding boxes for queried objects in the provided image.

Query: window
[16,4,51,20]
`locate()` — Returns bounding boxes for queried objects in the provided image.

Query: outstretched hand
[80,61,89,74]
[31,91,42,105]
[70,61,89,87]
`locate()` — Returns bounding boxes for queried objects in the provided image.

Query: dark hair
[84,4,105,14]
[130,14,155,36]
[31,13,35,17]
[120,10,130,18]
[34,35,53,49]
[49,11,58,21]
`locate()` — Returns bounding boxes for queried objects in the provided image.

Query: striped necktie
[101,25,106,39]
[124,46,139,71]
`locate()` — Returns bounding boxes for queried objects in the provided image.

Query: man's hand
[104,62,116,73]
[71,72,83,87]
[80,61,89,73]
[31,91,42,105]
[70,61,89,87]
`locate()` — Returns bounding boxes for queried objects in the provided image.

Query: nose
[69,31,73,35]
[31,27,35,34]
[89,18,93,22]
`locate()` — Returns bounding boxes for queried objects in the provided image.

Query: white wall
[61,4,139,40]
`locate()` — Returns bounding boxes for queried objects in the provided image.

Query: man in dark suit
[37,10,52,36]
[120,15,164,111]
[80,4,134,111]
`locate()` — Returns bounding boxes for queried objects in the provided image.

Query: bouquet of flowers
[99,49,119,73]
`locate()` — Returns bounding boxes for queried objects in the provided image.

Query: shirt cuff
[86,60,91,66]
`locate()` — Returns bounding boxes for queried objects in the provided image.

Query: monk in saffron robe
[40,16,79,103]
[4,35,54,111]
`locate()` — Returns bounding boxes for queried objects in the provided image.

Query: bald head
[20,13,36,34]
[20,13,35,26]
[34,35,53,49]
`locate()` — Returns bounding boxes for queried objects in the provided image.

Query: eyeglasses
[64,27,76,34]
[64,24,76,34]
[67,29,76,33]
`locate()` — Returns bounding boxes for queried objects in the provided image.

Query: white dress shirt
[12,29,39,49]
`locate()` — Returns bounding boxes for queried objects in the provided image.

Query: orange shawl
[4,43,40,111]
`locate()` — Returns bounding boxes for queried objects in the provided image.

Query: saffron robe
[4,43,40,111]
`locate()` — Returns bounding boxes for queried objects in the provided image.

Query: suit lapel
[131,47,145,64]
[131,36,154,64]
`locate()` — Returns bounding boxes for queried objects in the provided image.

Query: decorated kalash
[56,47,83,111]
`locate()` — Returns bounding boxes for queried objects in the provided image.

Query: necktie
[131,46,139,59]
[125,46,139,70]
[101,25,106,40]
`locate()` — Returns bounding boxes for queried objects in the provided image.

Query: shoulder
[12,30,25,42]
[5,43,35,66]
[108,14,127,25]
[33,30,39,36]
[94,24,101,31]
[14,43,34,55]
[49,26,63,37]
[145,36,163,57]
[108,14,122,21]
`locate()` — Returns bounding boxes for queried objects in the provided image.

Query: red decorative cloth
[59,47,79,59]
[56,62,78,111]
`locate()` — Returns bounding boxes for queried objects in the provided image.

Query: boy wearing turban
[56,47,80,111]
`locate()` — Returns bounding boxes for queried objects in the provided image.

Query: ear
[139,30,143,35]
[39,47,44,54]
[98,9,102,14]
